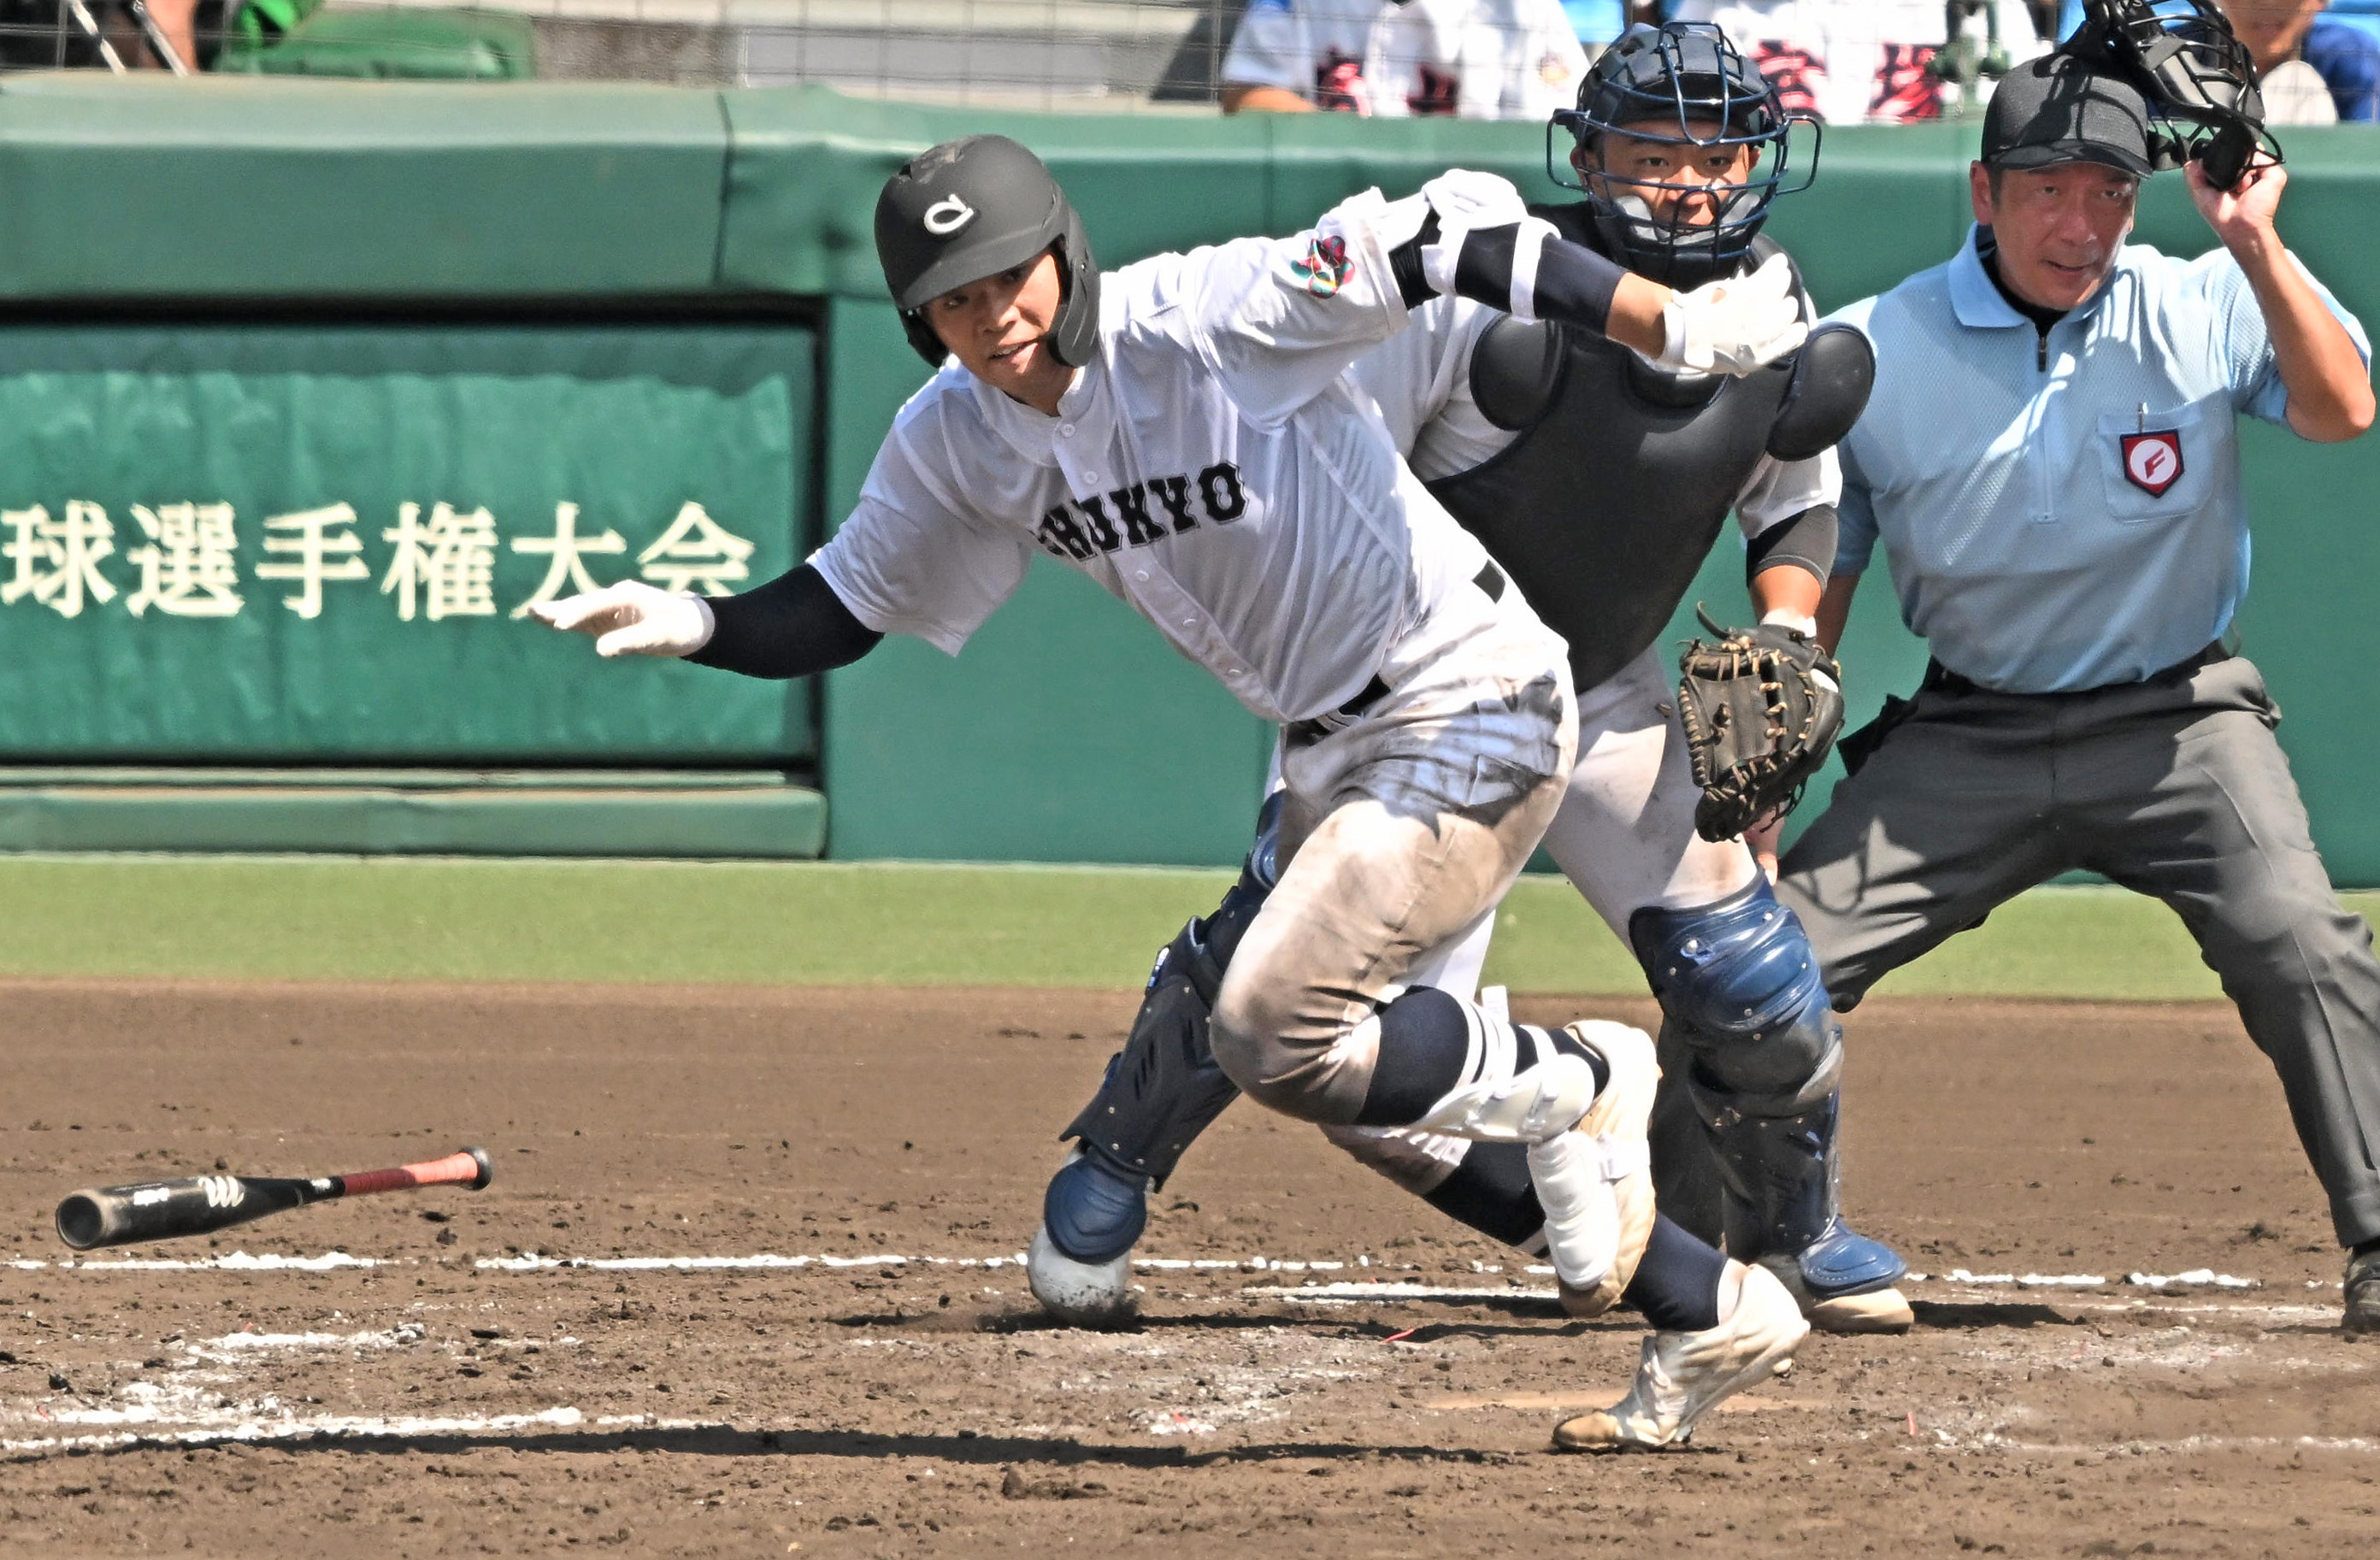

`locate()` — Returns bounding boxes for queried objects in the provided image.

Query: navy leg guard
[1041,801,1280,1265]
[1629,876,1905,1299]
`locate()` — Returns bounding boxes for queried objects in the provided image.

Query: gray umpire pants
[1777,650,2380,1249]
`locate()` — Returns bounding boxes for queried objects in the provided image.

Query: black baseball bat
[54,1147,493,1251]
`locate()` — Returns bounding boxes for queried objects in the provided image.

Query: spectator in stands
[2227,2,2380,122]
[1670,0,2050,122]
[1220,0,1589,116]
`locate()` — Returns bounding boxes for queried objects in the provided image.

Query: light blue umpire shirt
[1830,224,2371,694]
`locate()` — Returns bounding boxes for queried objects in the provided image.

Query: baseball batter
[1027,22,1913,1353]
[533,131,1815,1445]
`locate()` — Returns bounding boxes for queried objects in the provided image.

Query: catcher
[1028,21,1912,1357]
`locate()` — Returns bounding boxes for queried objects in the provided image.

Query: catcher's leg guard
[1629,877,1909,1332]
[1038,804,1280,1279]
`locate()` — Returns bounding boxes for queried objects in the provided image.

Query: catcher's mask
[2065,0,2274,190]
[1547,22,1817,291]
[875,134,1102,369]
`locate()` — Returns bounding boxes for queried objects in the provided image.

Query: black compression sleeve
[1744,503,1839,590]
[1468,227,1625,335]
[685,563,882,680]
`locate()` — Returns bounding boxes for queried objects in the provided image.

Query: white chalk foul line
[0,1408,715,1457]
[6,1251,383,1273]
[478,1252,1359,1274]
[1961,1432,2380,1457]
[0,1249,2308,1293]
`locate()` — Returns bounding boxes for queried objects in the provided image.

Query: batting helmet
[1547,22,1816,290]
[875,134,1102,369]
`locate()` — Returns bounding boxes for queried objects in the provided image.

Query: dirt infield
[0,980,2373,1557]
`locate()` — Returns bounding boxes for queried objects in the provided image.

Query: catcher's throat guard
[1676,604,1843,843]
[2070,0,2274,191]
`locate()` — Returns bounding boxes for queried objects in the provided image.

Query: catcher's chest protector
[1426,233,1800,694]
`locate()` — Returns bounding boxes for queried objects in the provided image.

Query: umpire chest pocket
[2094,394,2221,525]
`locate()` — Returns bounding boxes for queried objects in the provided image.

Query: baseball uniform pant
[1209,577,1577,1126]
[1778,651,2380,1248]
[1311,645,1762,1195]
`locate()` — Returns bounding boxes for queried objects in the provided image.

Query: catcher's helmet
[875,134,1101,369]
[1547,22,1816,289]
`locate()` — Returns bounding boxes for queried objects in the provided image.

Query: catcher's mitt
[1676,606,1844,843]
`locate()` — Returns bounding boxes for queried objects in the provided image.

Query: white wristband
[1758,607,1818,638]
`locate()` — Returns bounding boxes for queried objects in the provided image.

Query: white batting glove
[1658,252,1809,377]
[1418,168,1530,231]
[527,580,716,659]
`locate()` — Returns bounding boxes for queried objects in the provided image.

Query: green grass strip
[0,855,2360,1000]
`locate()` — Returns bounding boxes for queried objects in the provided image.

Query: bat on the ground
[54,1147,493,1251]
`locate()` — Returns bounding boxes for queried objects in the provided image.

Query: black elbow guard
[1767,323,1875,462]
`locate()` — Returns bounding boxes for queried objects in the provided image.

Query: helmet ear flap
[901,309,949,368]
[1046,219,1103,368]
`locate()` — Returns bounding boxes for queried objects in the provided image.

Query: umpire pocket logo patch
[2120,430,2184,497]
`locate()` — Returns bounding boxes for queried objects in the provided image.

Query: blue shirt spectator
[1564,0,1626,44]
[2306,13,2380,119]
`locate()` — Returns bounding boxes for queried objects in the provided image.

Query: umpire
[1771,50,2380,1332]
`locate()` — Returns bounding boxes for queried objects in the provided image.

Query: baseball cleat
[1764,1222,1914,1334]
[1552,1261,1807,1452]
[1545,1021,1660,1319]
[1801,1284,1916,1334]
[2345,1246,2380,1336]
[1025,1225,1136,1328]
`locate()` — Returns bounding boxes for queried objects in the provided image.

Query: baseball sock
[1623,1215,1729,1332]
[1354,988,1610,1126]
[1417,1142,1728,1332]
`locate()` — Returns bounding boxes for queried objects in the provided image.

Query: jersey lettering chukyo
[809,186,1502,727]
[1032,463,1248,562]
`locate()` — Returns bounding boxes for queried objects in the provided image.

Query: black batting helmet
[875,134,1101,369]
[1547,22,1816,289]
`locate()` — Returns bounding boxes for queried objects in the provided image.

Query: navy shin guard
[1044,804,1280,1264]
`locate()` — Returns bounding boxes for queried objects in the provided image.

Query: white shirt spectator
[2262,57,2341,126]
[1221,0,1588,118]
[1672,0,2050,123]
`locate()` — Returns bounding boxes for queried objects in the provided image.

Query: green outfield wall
[0,77,2375,876]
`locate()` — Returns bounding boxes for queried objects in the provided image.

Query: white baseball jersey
[810,188,1505,726]
[1347,291,1839,532]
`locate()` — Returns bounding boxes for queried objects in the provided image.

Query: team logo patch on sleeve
[1290,234,1352,298]
[2120,430,2184,497]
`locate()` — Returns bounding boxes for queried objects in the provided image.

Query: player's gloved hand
[527,580,716,659]
[1417,168,1530,232]
[1658,252,1808,377]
